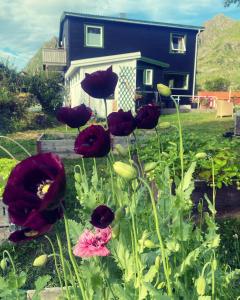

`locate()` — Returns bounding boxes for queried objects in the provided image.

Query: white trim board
[65,52,141,78]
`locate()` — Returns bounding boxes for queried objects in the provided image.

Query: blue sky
[0,0,239,70]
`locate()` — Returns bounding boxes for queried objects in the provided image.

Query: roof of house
[59,12,204,40]
[65,52,169,78]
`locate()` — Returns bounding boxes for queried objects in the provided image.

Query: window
[143,69,153,85]
[164,73,189,90]
[170,33,186,53]
[85,25,103,48]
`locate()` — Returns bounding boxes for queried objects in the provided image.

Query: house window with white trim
[170,33,186,53]
[164,73,189,90]
[85,25,103,48]
[143,69,153,85]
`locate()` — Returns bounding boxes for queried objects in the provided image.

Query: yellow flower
[157,84,172,97]
[33,254,48,267]
[113,162,137,180]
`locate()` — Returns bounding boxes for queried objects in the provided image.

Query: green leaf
[68,219,83,244]
[34,275,51,291]
[144,265,158,283]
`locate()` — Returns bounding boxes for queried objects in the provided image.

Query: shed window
[170,34,186,53]
[143,69,153,85]
[164,73,189,90]
[85,25,103,48]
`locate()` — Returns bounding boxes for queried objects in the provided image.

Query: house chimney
[119,12,127,19]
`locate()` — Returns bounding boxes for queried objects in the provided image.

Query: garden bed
[192,180,240,217]
[37,133,79,159]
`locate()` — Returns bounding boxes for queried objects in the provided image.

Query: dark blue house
[43,12,203,112]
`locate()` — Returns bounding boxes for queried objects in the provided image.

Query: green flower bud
[115,207,125,222]
[112,224,120,239]
[157,84,172,97]
[144,239,157,249]
[159,122,171,129]
[33,254,48,267]
[114,144,128,157]
[155,256,161,269]
[144,162,158,173]
[113,162,137,180]
[195,276,206,296]
[0,258,8,271]
[195,152,207,159]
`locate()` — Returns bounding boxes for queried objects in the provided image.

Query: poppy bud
[114,144,128,157]
[155,256,161,269]
[157,84,171,97]
[159,122,171,129]
[195,276,206,296]
[33,254,48,267]
[112,224,120,239]
[113,162,137,180]
[115,207,125,222]
[195,152,207,159]
[0,258,8,271]
[144,162,158,173]
[144,239,156,249]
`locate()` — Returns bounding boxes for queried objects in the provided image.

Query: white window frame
[143,69,153,85]
[170,33,186,53]
[85,25,103,48]
[165,73,189,90]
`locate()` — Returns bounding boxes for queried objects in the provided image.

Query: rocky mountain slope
[197,14,240,90]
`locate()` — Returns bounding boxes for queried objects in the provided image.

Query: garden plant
[1,66,240,300]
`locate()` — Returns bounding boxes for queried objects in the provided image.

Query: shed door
[118,66,136,112]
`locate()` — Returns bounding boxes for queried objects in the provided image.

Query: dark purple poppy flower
[135,105,161,129]
[74,125,110,157]
[3,153,65,242]
[56,104,92,128]
[90,205,115,229]
[81,66,118,99]
[107,109,136,136]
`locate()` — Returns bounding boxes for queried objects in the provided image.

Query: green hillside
[197,14,240,90]
[24,37,58,74]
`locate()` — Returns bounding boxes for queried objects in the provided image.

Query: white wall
[67,59,137,118]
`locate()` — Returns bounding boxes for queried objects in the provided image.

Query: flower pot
[37,133,79,159]
[191,180,240,217]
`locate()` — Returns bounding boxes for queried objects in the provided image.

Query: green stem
[138,177,172,297]
[56,234,71,300]
[0,145,17,160]
[64,215,87,300]
[170,96,184,182]
[3,250,19,300]
[0,136,31,157]
[44,235,63,290]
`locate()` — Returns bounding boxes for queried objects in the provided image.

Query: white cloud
[0,0,238,70]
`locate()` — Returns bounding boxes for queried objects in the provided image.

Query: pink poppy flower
[73,227,112,258]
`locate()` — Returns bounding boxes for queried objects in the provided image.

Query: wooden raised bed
[192,180,240,218]
[37,133,79,159]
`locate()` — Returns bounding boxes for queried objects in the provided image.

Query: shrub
[204,77,231,91]
[28,72,64,114]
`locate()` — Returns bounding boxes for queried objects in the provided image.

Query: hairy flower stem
[155,127,162,159]
[104,98,108,128]
[56,234,71,300]
[45,236,63,290]
[0,145,17,160]
[64,215,87,300]
[3,250,19,300]
[0,136,31,157]
[170,97,184,182]
[138,177,173,297]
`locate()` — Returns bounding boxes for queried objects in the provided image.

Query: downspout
[192,29,201,102]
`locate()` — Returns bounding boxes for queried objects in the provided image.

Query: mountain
[197,14,240,90]
[24,37,58,74]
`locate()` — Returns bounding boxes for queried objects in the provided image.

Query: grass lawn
[0,111,239,288]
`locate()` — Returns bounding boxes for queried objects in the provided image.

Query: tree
[224,0,240,7]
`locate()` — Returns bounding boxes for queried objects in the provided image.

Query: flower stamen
[37,180,53,199]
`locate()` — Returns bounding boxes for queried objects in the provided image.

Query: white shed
[65,52,142,118]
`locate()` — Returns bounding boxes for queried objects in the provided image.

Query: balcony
[42,48,67,66]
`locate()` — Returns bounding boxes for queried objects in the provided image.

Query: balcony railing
[42,48,67,66]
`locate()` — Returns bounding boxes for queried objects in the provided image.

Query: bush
[0,88,33,133]
[204,77,231,91]
[28,72,64,114]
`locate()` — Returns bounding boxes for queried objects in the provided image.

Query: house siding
[63,16,197,94]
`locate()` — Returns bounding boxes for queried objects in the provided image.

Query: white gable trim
[65,51,141,78]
